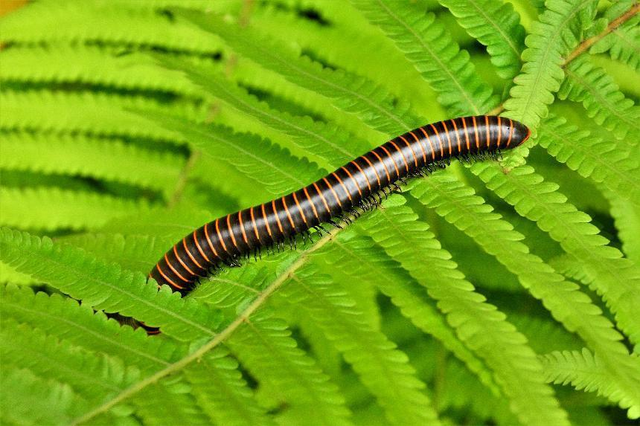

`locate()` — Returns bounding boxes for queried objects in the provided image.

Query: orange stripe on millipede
[441,120,453,156]
[204,223,219,258]
[292,192,309,225]
[302,187,320,221]
[351,160,372,192]
[496,117,502,148]
[174,246,197,277]
[250,207,262,243]
[506,118,515,147]
[314,181,333,212]
[361,155,382,186]
[183,238,204,270]
[193,231,211,263]
[408,131,427,163]
[156,263,183,289]
[271,199,285,234]
[164,254,189,283]
[380,145,401,178]
[332,172,353,202]
[215,219,230,254]
[485,116,491,149]
[429,124,445,158]
[238,210,250,247]
[281,196,297,230]
[370,150,392,182]
[461,117,471,152]
[322,177,342,207]
[389,140,410,173]
[341,166,363,196]
[418,127,436,160]
[226,215,239,250]
[472,116,480,150]
[450,119,462,154]
[399,135,419,168]
[261,204,274,238]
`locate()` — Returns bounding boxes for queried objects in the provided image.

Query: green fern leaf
[314,234,499,394]
[503,0,599,129]
[282,266,440,426]
[439,0,526,80]
[0,91,192,141]
[0,261,35,285]
[540,348,640,419]
[0,320,140,403]
[174,9,422,135]
[351,0,497,116]
[0,45,203,95]
[226,310,353,426]
[0,133,185,197]
[132,376,212,426]
[536,114,639,204]
[358,197,570,426]
[0,284,181,374]
[560,56,640,139]
[185,348,277,426]
[0,1,224,53]
[0,228,221,341]
[0,368,87,426]
[472,163,640,346]
[0,187,156,232]
[409,172,640,408]
[589,2,640,71]
[160,58,370,167]
[607,194,640,261]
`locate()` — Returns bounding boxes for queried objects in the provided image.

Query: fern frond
[0,320,140,402]
[351,0,497,116]
[606,193,640,261]
[409,172,640,407]
[132,376,212,426]
[226,310,353,426]
[537,114,639,204]
[503,0,599,129]
[472,163,640,347]
[0,91,192,141]
[439,0,526,80]
[0,228,221,341]
[282,266,440,426]
[560,56,640,140]
[175,9,421,135]
[142,111,322,195]
[0,46,203,95]
[0,284,180,374]
[315,235,499,394]
[184,348,276,426]
[0,1,224,53]
[540,348,640,419]
[0,187,155,232]
[358,198,570,426]
[0,133,185,197]
[161,58,370,167]
[589,1,640,71]
[0,261,35,285]
[0,368,87,426]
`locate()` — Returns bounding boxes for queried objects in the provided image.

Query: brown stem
[564,2,640,65]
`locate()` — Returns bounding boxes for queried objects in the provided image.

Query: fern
[503,0,599,129]
[540,348,640,418]
[438,0,526,80]
[1,0,638,424]
[560,56,640,139]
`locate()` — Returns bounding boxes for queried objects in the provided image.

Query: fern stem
[168,150,201,208]
[564,2,640,64]
[69,226,344,425]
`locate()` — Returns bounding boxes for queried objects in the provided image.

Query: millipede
[149,115,530,294]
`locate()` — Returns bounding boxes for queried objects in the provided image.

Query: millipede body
[150,115,530,293]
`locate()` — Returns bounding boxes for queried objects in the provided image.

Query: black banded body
[150,116,530,292]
